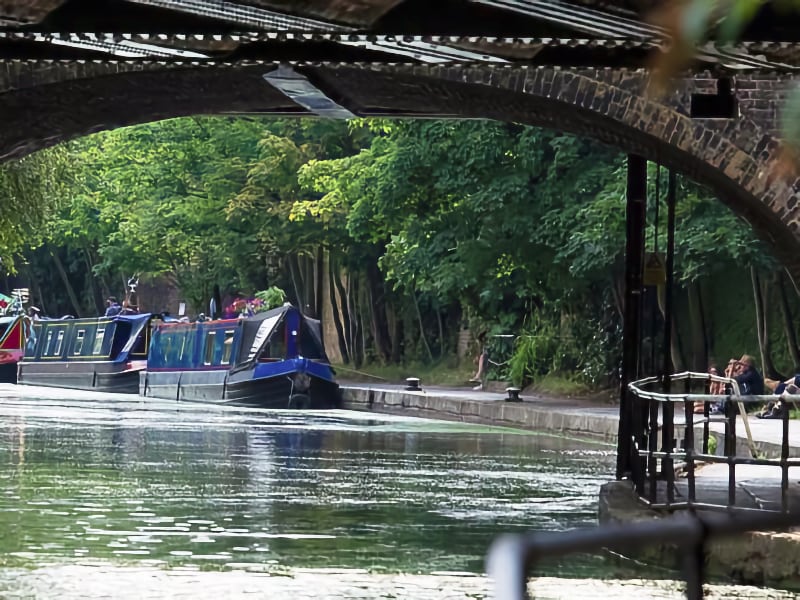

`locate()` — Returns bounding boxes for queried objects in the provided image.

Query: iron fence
[486,510,800,600]
[626,371,796,513]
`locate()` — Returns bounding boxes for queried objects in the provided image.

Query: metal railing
[626,371,796,513]
[486,509,800,600]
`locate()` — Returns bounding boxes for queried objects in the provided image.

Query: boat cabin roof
[24,313,152,363]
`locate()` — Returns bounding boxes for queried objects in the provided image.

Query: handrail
[624,371,793,513]
[486,509,800,600]
[631,371,758,458]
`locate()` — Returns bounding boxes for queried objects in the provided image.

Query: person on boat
[104,296,122,317]
[710,355,764,414]
[120,299,138,315]
[26,306,41,321]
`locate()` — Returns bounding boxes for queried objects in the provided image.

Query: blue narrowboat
[140,303,340,409]
[17,313,152,393]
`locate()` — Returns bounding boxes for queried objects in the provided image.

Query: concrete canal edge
[342,384,800,589]
[340,384,620,442]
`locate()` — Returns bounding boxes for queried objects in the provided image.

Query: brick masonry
[0,60,799,281]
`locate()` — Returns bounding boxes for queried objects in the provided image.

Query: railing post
[661,170,677,505]
[684,395,696,505]
[726,399,737,507]
[782,405,790,512]
[648,395,659,503]
[684,536,706,600]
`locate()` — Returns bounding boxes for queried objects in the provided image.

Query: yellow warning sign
[643,252,666,286]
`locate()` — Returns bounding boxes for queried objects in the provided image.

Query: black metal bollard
[405,377,421,391]
[506,387,521,402]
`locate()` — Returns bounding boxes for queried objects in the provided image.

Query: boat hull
[18,362,143,394]
[141,369,340,409]
[0,362,17,384]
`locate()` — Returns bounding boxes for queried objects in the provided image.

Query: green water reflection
[0,389,794,599]
[0,393,610,577]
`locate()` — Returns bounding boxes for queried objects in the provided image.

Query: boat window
[221,330,236,364]
[73,330,86,355]
[262,330,287,360]
[92,328,106,355]
[180,328,197,368]
[204,332,216,365]
[53,330,65,356]
[299,324,323,359]
[44,330,54,356]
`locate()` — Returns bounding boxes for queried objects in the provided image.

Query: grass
[334,359,475,387]
[334,359,614,401]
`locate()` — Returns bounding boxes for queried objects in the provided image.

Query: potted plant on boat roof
[253,287,286,313]
[224,287,287,318]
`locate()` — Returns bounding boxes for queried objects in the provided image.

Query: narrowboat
[0,313,31,383]
[140,303,340,409]
[17,313,152,393]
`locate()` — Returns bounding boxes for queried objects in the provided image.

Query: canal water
[0,385,795,599]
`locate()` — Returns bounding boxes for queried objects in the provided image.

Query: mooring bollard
[505,387,521,402]
[405,377,421,391]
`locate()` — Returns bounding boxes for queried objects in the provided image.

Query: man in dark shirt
[711,354,763,414]
[104,296,122,317]
[731,355,764,395]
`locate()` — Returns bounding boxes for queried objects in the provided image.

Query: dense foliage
[1,115,798,389]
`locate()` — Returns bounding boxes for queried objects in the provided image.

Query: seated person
[711,355,763,414]
[697,362,725,413]
[758,374,800,419]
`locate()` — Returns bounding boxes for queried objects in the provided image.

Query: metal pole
[650,163,661,375]
[661,170,677,495]
[616,155,647,480]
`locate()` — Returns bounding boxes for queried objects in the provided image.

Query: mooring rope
[333,365,390,381]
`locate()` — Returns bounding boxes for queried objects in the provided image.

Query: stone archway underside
[2,60,799,283]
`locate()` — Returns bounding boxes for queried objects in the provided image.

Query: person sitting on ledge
[710,355,763,415]
[757,375,800,419]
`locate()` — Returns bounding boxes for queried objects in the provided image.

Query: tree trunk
[313,246,323,319]
[436,304,445,358]
[347,273,362,368]
[49,248,82,317]
[334,267,353,363]
[327,257,349,363]
[23,262,46,316]
[387,300,402,363]
[287,254,303,309]
[686,281,707,371]
[778,276,800,370]
[365,259,391,362]
[412,292,434,362]
[82,247,101,314]
[656,283,684,372]
[751,267,778,379]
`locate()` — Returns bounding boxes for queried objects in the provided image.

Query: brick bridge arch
[2,60,798,279]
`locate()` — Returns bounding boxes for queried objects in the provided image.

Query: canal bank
[340,382,621,442]
[341,381,800,456]
[341,381,800,590]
